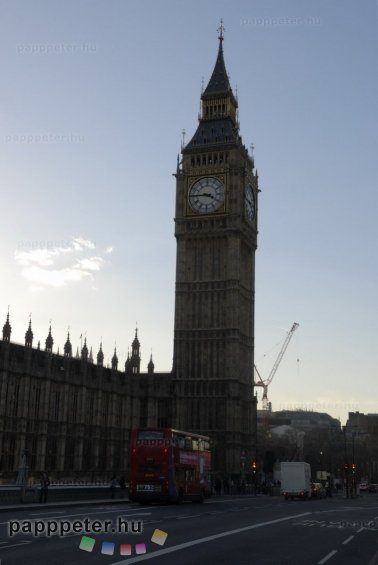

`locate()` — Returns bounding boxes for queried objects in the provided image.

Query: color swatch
[101,541,115,555]
[151,528,168,546]
[79,536,95,552]
[120,544,132,556]
[135,543,146,555]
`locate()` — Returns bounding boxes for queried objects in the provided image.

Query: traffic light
[251,461,257,474]
[344,463,349,472]
[351,463,357,474]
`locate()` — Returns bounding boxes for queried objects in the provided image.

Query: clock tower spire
[172,24,258,476]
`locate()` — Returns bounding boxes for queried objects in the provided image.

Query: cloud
[75,257,104,271]
[15,237,111,288]
[72,237,95,251]
[15,245,73,267]
[22,265,92,287]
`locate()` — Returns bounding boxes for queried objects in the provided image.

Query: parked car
[311,482,326,499]
[368,484,378,493]
[359,483,368,492]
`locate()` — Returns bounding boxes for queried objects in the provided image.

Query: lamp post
[16,448,29,502]
[351,432,356,497]
[343,427,349,498]
[240,450,246,494]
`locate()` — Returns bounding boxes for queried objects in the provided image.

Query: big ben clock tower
[172,22,258,475]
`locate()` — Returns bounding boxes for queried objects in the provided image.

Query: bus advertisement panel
[128,428,212,503]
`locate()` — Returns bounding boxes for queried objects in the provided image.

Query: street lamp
[343,426,349,498]
[240,450,246,494]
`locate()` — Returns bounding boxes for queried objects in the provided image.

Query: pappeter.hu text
[8,517,142,537]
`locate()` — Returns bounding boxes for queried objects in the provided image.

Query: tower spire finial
[217,18,225,41]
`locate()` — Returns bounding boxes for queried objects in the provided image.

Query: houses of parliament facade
[0,25,259,483]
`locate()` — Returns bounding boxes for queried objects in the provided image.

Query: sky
[0,0,377,425]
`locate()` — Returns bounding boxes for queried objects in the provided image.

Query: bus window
[186,469,194,481]
[137,430,165,440]
[185,437,192,450]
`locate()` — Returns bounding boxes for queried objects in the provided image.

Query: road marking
[317,550,337,564]
[19,510,152,521]
[342,535,354,545]
[206,497,257,504]
[29,511,66,516]
[175,515,201,519]
[356,527,364,533]
[0,541,32,550]
[109,511,311,564]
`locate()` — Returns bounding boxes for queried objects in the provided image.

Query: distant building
[345,412,378,482]
[258,409,341,432]
[346,412,378,435]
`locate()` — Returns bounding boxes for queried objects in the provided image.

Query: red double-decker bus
[128,428,212,503]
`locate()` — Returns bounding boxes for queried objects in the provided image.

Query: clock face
[245,184,255,223]
[189,177,225,214]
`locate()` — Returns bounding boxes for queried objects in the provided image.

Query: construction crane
[254,322,299,411]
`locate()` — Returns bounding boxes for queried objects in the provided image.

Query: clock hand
[189,192,214,199]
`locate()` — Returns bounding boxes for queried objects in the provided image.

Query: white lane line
[342,535,354,545]
[0,541,32,550]
[109,511,312,565]
[317,550,337,564]
[356,527,364,533]
[206,497,258,504]
[29,511,66,516]
[21,510,152,521]
[175,515,201,520]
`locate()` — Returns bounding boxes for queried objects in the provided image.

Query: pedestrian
[39,472,50,503]
[110,475,117,499]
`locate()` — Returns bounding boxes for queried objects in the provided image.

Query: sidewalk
[0,497,131,513]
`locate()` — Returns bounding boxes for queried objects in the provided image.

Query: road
[1,494,378,564]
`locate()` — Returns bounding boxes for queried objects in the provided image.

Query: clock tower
[172,24,258,475]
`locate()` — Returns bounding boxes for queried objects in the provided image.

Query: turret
[25,319,33,348]
[130,328,141,374]
[64,332,72,358]
[81,338,88,361]
[97,342,104,367]
[2,310,11,342]
[148,353,155,375]
[112,347,118,370]
[45,325,53,354]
